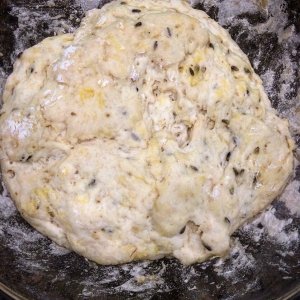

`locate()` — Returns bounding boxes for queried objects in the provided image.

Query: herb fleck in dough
[0,0,294,265]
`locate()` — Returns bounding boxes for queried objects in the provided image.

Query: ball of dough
[0,0,294,265]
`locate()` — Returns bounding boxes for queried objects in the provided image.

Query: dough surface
[0,0,294,265]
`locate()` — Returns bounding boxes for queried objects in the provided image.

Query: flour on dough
[0,0,294,265]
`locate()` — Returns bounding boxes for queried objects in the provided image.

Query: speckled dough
[0,0,294,265]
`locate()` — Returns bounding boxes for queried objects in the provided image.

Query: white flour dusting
[0,191,15,220]
[242,208,298,245]
[216,0,259,23]
[5,5,81,67]
[76,0,103,10]
[48,242,71,256]
[117,262,166,293]
[0,0,299,298]
[280,179,300,216]
[214,239,256,281]
[79,260,170,298]
[0,69,6,100]
[260,69,275,98]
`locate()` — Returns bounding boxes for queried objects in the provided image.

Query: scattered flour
[79,260,170,298]
[48,242,71,256]
[280,180,300,216]
[76,0,103,10]
[117,271,165,293]
[8,5,81,63]
[214,240,256,281]
[0,192,15,220]
[0,69,6,101]
[260,69,275,97]
[0,0,299,298]
[46,0,56,7]
[242,208,298,245]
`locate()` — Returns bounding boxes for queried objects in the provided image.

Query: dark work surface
[0,0,300,300]
[0,291,13,300]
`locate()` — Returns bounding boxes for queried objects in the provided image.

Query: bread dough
[0,0,294,265]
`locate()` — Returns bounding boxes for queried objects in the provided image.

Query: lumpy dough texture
[0,0,294,265]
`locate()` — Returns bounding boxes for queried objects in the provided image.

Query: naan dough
[0,0,294,265]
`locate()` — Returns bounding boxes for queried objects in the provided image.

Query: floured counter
[0,0,299,299]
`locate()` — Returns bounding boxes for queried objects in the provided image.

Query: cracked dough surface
[0,0,294,265]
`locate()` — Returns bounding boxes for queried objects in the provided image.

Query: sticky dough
[0,0,294,265]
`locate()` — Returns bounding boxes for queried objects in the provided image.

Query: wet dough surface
[0,0,294,265]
